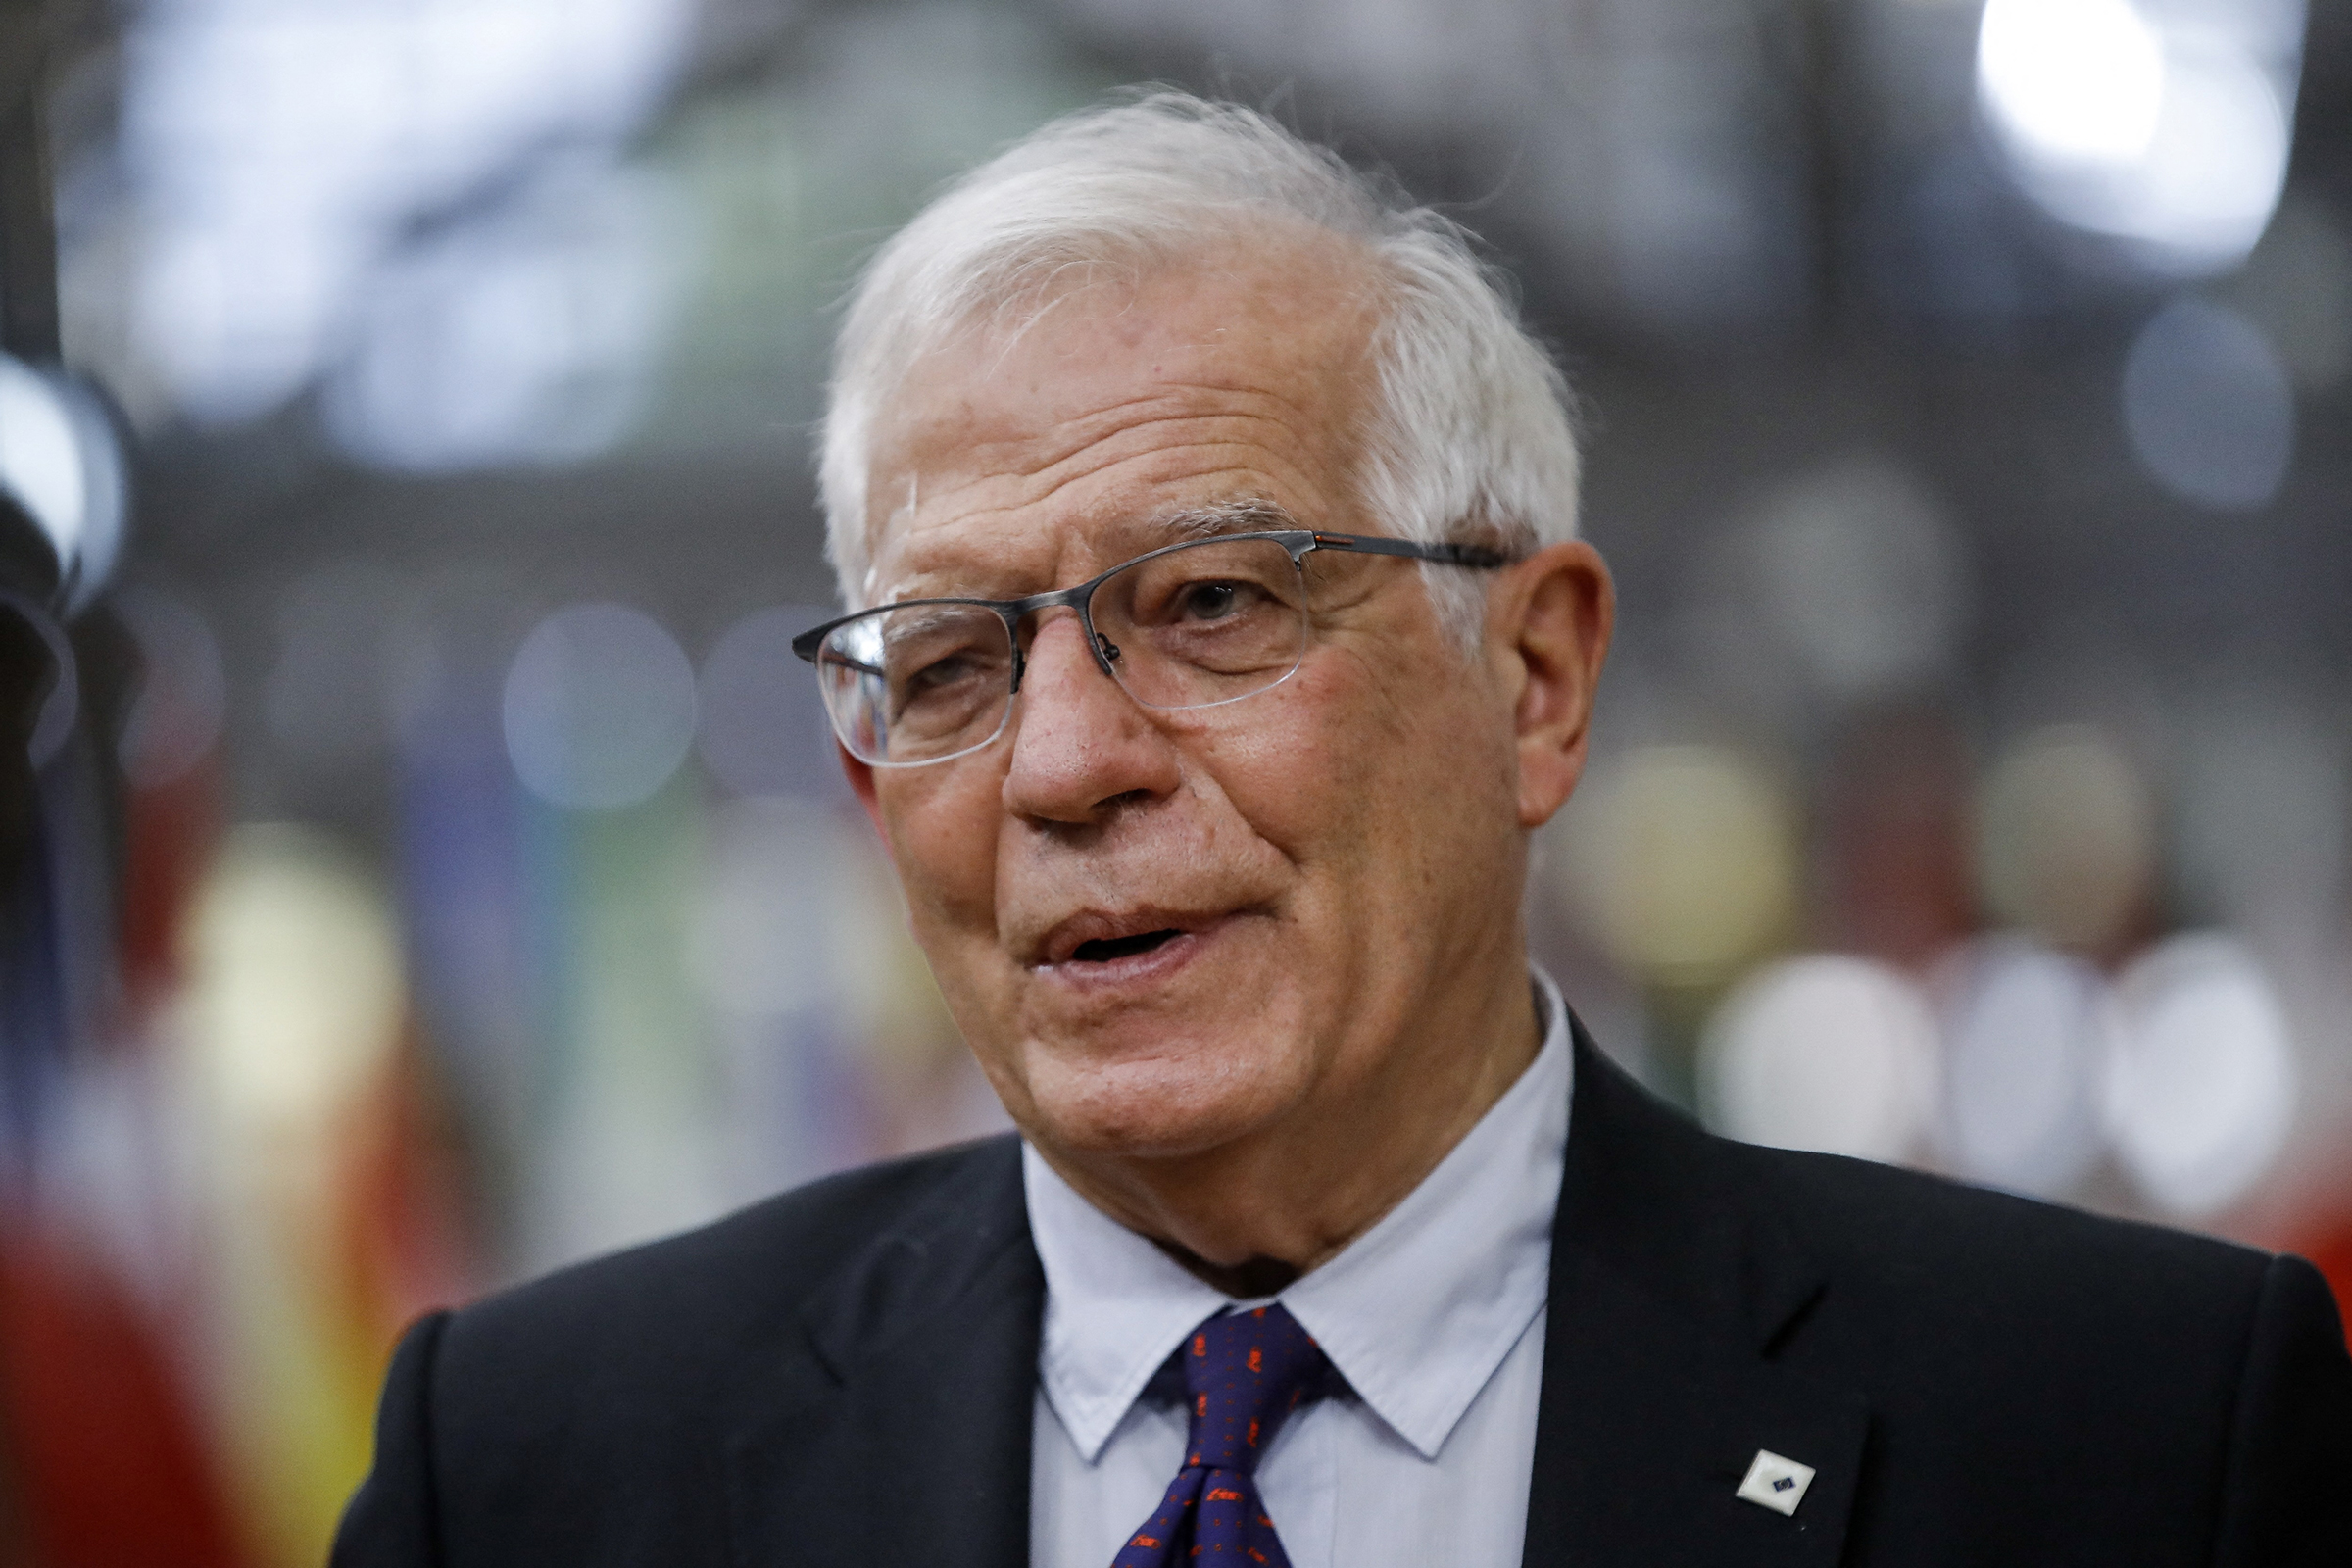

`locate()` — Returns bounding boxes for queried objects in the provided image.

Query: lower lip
[1035,916,1235,992]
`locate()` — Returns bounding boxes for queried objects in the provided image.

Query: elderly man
[336,94,2351,1567]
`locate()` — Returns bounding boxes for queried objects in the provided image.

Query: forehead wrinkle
[868,295,1378,598]
[867,401,1318,566]
[966,383,1341,490]
[878,415,1340,572]
[887,348,1353,489]
[1024,423,1337,527]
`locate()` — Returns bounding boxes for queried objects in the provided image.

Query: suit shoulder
[440,1134,1023,1372]
[1737,1138,2269,1300]
[1571,1041,2271,1330]
[1709,1136,2285,1401]
[368,1136,1029,1549]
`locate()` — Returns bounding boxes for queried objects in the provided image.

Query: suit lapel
[723,1138,1042,1568]
[718,1026,1872,1566]
[1523,1026,1869,1568]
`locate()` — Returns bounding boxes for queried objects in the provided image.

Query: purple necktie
[1111,1304,1327,1568]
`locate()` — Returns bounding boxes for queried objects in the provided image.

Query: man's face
[849,232,1540,1171]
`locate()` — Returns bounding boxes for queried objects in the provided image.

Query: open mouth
[1070,928,1185,963]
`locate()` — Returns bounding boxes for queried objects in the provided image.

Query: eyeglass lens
[815,535,1312,766]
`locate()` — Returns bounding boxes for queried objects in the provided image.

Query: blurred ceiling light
[1559,744,1797,987]
[123,0,693,428]
[1976,724,2154,952]
[2122,295,2294,511]
[175,823,404,1139]
[322,167,678,471]
[697,606,841,800]
[132,220,362,430]
[1936,937,2109,1196]
[0,354,127,612]
[1978,0,2165,168]
[502,603,696,810]
[1698,955,1936,1162]
[2104,933,2295,1216]
[1976,0,2303,274]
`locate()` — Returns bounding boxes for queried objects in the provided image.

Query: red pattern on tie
[1109,1304,1325,1568]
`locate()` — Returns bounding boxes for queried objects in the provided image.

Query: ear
[841,743,890,842]
[1489,539,1613,829]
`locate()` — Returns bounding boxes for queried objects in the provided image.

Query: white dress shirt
[1025,973,1572,1568]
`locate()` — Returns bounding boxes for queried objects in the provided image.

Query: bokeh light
[320,166,680,471]
[1560,744,1798,987]
[1977,0,2301,273]
[501,602,697,810]
[2104,934,2296,1217]
[2122,295,2295,511]
[1977,0,2165,171]
[120,0,694,425]
[173,824,403,1152]
[1936,937,2108,1197]
[1976,724,2155,953]
[1699,955,1936,1161]
[697,606,843,800]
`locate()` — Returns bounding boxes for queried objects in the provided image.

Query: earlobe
[1505,541,1613,829]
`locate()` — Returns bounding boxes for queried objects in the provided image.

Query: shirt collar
[1024,971,1572,1462]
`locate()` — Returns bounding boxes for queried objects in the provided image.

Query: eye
[1176,580,1250,621]
[903,650,982,696]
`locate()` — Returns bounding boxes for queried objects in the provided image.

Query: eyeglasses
[792,529,1510,767]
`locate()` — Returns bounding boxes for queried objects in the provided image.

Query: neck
[1034,950,1544,1286]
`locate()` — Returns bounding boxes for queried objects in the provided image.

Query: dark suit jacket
[334,1023,2352,1566]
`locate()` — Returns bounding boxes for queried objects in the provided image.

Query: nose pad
[1096,635,1121,665]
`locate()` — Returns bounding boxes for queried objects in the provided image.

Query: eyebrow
[870,497,1305,608]
[1148,497,1302,543]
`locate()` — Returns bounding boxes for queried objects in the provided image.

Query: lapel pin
[1736,1449,1816,1517]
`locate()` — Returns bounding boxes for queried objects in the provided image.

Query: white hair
[817,90,1581,643]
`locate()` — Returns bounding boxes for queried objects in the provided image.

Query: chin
[1012,1032,1309,1161]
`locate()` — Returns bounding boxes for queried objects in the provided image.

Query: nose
[1001,612,1181,824]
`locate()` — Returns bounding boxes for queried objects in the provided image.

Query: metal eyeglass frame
[791,528,1513,766]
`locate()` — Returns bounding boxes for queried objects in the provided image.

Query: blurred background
[0,0,2347,1559]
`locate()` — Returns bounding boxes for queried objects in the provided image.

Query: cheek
[1259,645,1517,899]
[1176,681,1355,864]
[876,768,1003,935]
[1183,648,1433,900]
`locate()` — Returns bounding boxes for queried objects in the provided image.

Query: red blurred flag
[0,1220,243,1568]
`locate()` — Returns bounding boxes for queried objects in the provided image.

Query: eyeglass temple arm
[801,642,885,676]
[1308,532,1511,568]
